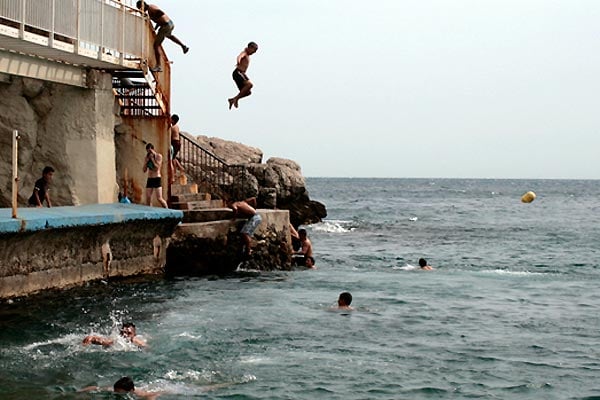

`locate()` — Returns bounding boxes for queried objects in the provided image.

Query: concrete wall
[115,116,170,205]
[0,217,180,299]
[0,72,118,206]
[167,209,293,275]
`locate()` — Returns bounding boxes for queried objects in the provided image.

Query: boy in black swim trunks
[143,143,168,208]
[228,42,258,109]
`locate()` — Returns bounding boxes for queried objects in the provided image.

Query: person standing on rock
[227,197,262,257]
[228,42,258,109]
[143,143,168,208]
[28,166,54,207]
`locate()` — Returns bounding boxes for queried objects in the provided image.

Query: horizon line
[305,176,600,181]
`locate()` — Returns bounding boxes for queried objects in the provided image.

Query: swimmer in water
[419,258,434,271]
[81,376,234,398]
[81,376,160,399]
[336,292,354,310]
[82,322,147,348]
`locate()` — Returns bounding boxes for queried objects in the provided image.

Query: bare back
[147,4,169,25]
[229,197,257,218]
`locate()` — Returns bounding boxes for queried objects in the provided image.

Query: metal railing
[179,133,248,202]
[112,76,162,117]
[0,0,148,66]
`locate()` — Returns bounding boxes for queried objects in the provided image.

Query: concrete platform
[0,204,183,234]
[182,208,233,223]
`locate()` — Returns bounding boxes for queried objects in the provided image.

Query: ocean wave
[311,220,355,233]
[23,333,81,351]
[393,264,418,271]
[164,368,216,382]
[481,269,546,276]
[176,332,203,340]
[239,355,270,364]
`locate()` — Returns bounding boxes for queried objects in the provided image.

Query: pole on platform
[12,130,20,219]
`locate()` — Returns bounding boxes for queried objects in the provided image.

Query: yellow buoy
[521,191,536,203]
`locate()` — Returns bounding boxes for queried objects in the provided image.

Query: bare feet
[228,98,239,109]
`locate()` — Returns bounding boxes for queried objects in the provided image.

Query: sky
[157,0,599,179]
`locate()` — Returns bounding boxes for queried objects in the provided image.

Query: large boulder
[192,134,263,165]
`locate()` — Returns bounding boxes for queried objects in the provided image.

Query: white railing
[0,0,148,66]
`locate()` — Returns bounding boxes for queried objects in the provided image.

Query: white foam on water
[409,217,418,222]
[311,220,354,233]
[23,333,81,351]
[482,269,545,276]
[241,374,257,383]
[176,332,202,340]
[393,264,417,271]
[164,368,216,382]
[235,263,261,273]
[239,355,270,364]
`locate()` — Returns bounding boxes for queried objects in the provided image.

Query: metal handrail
[112,77,163,117]
[178,133,247,202]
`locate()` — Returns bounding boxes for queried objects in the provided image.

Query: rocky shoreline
[184,132,327,227]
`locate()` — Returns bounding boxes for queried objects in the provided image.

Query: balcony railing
[0,0,152,69]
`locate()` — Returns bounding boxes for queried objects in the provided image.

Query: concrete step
[172,199,225,211]
[170,192,211,203]
[182,208,233,223]
[171,183,198,195]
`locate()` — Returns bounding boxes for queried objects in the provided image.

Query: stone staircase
[169,182,231,223]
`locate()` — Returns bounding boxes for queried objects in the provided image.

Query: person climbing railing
[178,133,248,202]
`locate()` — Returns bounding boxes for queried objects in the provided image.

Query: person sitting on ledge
[28,166,54,208]
[82,322,147,348]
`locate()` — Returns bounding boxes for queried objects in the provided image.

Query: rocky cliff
[0,74,117,207]
[190,134,327,227]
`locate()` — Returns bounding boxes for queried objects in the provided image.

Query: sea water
[1,178,599,399]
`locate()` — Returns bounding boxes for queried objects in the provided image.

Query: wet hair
[419,258,427,268]
[339,292,352,306]
[42,166,54,175]
[146,143,154,150]
[298,228,307,237]
[306,256,315,265]
[248,41,258,49]
[136,1,147,10]
[121,322,136,331]
[171,114,179,124]
[114,376,135,392]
